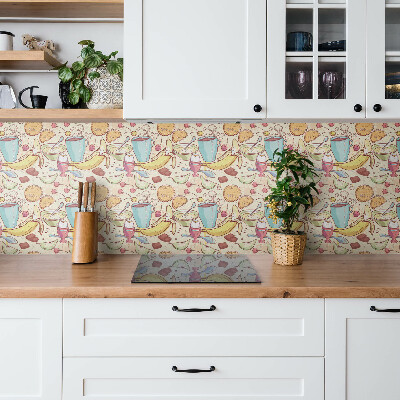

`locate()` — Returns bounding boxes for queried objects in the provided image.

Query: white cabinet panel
[124,0,266,120]
[64,298,324,356]
[0,299,62,400]
[326,299,400,400]
[63,357,324,400]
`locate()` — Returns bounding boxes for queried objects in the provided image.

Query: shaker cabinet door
[124,0,266,120]
[366,0,400,118]
[326,299,400,400]
[0,299,62,400]
[267,0,366,119]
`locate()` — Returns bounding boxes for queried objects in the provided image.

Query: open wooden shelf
[0,51,62,70]
[0,109,124,122]
[0,0,123,19]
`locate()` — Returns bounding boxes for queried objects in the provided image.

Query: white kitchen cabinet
[267,0,366,119]
[124,0,266,120]
[326,299,400,400]
[366,0,400,118]
[63,298,324,357]
[63,357,324,400]
[0,299,62,400]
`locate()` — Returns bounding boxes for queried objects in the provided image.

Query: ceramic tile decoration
[0,121,399,255]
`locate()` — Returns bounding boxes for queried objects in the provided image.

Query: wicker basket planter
[271,232,307,266]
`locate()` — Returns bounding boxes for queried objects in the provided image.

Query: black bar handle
[172,305,216,312]
[172,366,215,373]
[370,306,400,313]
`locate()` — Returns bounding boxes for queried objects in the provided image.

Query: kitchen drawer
[63,299,324,356]
[63,357,324,400]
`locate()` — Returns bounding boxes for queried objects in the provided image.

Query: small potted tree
[265,148,317,266]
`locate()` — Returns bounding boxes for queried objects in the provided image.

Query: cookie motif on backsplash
[0,121,400,255]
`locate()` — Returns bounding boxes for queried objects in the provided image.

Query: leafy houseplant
[57,40,123,107]
[265,148,318,265]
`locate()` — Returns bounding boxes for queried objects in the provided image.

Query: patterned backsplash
[0,121,399,255]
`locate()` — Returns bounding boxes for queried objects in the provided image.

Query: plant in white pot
[265,148,318,266]
[57,40,123,109]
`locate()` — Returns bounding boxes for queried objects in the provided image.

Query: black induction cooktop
[132,254,261,283]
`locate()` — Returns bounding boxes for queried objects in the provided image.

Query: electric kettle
[0,83,16,109]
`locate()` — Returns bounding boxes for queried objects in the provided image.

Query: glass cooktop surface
[132,254,261,283]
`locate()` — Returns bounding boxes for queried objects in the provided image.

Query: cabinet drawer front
[63,357,324,400]
[64,299,324,356]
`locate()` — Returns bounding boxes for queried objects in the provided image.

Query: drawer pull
[370,306,400,313]
[172,366,216,373]
[172,305,216,312]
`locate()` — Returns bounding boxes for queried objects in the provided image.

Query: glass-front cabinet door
[367,0,400,118]
[267,0,366,119]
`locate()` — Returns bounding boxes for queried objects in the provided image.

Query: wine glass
[287,70,313,99]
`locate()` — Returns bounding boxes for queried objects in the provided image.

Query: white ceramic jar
[0,32,14,51]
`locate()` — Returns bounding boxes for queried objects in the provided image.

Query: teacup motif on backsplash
[0,121,400,255]
[0,136,19,162]
[66,137,86,162]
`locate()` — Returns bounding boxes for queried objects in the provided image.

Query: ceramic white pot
[84,66,123,109]
[0,31,14,51]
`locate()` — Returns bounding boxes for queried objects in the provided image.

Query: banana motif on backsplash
[0,121,400,255]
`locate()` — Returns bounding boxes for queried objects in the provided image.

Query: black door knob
[354,104,362,112]
[254,104,262,113]
[373,104,382,112]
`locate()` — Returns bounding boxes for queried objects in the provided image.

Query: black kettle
[18,86,47,109]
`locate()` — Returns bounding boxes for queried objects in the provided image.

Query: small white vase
[84,66,123,109]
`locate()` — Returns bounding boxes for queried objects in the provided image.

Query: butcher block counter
[0,254,399,298]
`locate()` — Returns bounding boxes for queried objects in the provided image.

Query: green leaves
[88,71,100,80]
[81,45,94,59]
[78,40,95,47]
[106,59,123,75]
[265,148,317,234]
[68,91,80,105]
[78,85,91,102]
[84,53,103,68]
[59,39,123,104]
[72,61,84,72]
[58,66,74,83]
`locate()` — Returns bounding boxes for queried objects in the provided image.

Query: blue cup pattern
[198,203,218,228]
[66,203,80,228]
[132,137,152,163]
[0,203,19,229]
[264,204,283,229]
[198,137,219,163]
[132,203,152,228]
[66,137,86,162]
[0,137,19,162]
[331,203,351,228]
[264,137,284,161]
[331,136,351,162]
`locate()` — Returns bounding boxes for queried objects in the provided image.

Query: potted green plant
[57,40,123,109]
[265,148,318,265]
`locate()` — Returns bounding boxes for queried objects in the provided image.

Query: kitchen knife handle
[172,305,216,312]
[370,306,400,313]
[91,182,96,211]
[83,182,89,211]
[172,366,215,373]
[77,182,83,211]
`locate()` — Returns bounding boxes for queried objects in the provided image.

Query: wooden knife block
[71,212,98,264]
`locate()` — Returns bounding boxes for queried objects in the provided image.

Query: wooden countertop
[0,254,399,298]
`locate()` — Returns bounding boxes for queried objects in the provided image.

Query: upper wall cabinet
[367,0,400,118]
[124,0,266,120]
[267,0,367,119]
